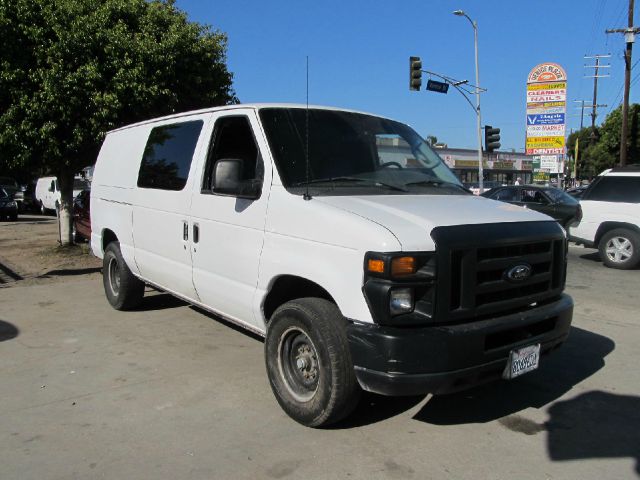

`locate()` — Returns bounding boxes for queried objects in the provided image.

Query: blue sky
[176,0,638,152]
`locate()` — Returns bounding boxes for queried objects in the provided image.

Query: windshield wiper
[292,177,408,192]
[404,179,468,192]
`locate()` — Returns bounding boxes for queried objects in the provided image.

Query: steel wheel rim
[277,326,320,402]
[605,237,633,263]
[107,257,120,296]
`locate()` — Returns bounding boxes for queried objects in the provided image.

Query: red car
[72,190,91,243]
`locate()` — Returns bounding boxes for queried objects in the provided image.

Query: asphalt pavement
[0,244,639,479]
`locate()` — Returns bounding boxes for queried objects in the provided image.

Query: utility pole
[606,0,640,165]
[574,99,609,130]
[583,54,611,144]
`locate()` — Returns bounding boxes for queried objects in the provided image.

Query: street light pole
[454,10,484,192]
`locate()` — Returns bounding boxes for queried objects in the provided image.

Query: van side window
[202,116,263,192]
[137,120,204,191]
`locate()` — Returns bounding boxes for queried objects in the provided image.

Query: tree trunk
[57,170,75,246]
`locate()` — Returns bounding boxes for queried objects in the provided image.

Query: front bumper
[347,293,573,396]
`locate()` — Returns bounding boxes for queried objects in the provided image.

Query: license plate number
[503,344,540,379]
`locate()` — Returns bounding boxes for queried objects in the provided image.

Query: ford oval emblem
[505,264,532,282]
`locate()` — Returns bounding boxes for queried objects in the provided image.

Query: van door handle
[183,221,189,240]
[193,223,199,244]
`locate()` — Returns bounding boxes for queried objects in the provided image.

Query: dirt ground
[0,214,101,287]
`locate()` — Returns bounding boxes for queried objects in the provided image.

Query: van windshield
[259,108,465,196]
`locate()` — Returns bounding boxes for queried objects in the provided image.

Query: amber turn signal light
[391,256,416,277]
[367,259,385,274]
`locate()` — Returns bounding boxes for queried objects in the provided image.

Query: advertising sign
[526,113,565,125]
[526,125,566,137]
[525,63,567,157]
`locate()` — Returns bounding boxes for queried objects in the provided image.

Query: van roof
[108,103,388,134]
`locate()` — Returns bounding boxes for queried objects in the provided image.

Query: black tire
[265,298,361,427]
[10,214,18,221]
[102,241,145,310]
[39,201,46,215]
[598,228,640,270]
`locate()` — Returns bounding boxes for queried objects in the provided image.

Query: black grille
[432,222,566,323]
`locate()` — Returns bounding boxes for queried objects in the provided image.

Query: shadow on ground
[547,390,640,475]
[580,251,602,263]
[40,267,101,278]
[330,393,425,429]
[413,326,614,425]
[0,320,19,342]
[136,291,188,311]
[12,216,56,223]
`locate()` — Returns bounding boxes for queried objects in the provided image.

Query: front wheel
[102,241,145,310]
[265,298,361,427]
[599,228,640,269]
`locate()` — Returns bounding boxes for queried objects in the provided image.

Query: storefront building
[435,147,533,185]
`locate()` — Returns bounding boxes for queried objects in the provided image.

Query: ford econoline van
[91,104,573,427]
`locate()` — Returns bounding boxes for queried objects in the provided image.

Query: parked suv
[91,104,573,427]
[570,166,640,269]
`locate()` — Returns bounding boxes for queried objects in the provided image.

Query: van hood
[315,194,553,251]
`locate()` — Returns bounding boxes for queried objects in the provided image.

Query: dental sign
[525,63,567,159]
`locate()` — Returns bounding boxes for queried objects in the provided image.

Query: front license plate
[503,344,540,379]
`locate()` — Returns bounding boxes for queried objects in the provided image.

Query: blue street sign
[526,113,565,125]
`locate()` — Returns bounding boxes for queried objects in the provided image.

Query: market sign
[526,127,566,139]
[525,63,567,157]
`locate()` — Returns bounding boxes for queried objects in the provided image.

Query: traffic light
[409,56,422,91]
[484,125,501,152]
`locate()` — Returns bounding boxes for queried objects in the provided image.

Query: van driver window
[203,116,263,192]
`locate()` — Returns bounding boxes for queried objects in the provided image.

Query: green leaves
[0,0,236,175]
[567,104,640,176]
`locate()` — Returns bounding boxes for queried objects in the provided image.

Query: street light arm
[453,10,476,30]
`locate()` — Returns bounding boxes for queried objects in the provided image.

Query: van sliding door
[132,117,208,301]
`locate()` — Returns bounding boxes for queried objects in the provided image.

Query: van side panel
[90,127,149,273]
[256,187,402,325]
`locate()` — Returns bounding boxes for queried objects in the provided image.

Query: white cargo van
[35,176,90,214]
[91,104,573,427]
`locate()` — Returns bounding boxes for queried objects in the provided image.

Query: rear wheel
[102,241,144,310]
[40,201,46,215]
[599,228,640,269]
[265,298,361,427]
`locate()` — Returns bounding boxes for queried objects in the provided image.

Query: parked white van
[35,176,90,214]
[91,104,574,427]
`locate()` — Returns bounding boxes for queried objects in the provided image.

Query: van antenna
[303,56,312,201]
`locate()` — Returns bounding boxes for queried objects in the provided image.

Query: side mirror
[212,159,261,199]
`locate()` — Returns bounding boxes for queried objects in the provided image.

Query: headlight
[8,201,17,207]
[363,251,436,325]
[389,288,414,315]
